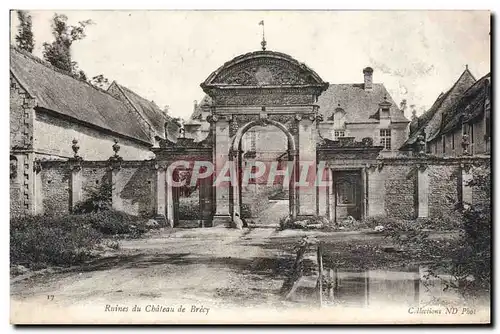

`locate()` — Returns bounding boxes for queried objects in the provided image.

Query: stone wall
[36,160,155,216]
[366,156,489,220]
[10,75,34,150]
[40,164,71,215]
[428,164,460,217]
[112,164,155,216]
[18,154,491,226]
[383,164,416,219]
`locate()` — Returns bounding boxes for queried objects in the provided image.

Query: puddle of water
[290,266,489,310]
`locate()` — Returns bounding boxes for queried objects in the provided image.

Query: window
[452,133,455,150]
[334,130,345,139]
[380,129,391,150]
[442,136,446,154]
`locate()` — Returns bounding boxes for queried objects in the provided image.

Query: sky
[10,10,490,120]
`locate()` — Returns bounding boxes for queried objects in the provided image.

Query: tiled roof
[110,82,170,139]
[10,46,151,144]
[436,72,490,138]
[189,95,213,121]
[401,68,477,149]
[189,84,408,125]
[317,83,408,124]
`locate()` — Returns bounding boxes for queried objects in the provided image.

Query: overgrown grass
[10,210,156,270]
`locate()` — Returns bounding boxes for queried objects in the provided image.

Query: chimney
[363,67,373,90]
[399,99,407,112]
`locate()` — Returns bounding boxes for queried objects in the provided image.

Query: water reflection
[293,266,481,308]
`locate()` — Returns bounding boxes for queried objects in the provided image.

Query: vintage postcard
[9,10,491,324]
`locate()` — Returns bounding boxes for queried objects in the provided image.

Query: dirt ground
[10,227,458,301]
[10,209,469,324]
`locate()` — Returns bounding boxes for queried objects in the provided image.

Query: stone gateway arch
[200,50,329,227]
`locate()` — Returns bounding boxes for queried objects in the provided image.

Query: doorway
[333,170,362,221]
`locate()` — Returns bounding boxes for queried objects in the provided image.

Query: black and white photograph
[8,9,491,324]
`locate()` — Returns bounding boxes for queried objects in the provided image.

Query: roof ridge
[115,82,161,109]
[463,67,477,82]
[10,44,124,103]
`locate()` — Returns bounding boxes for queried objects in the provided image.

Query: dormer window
[332,107,347,139]
[334,130,345,139]
[379,95,391,120]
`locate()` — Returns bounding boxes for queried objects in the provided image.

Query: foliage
[42,13,93,80]
[84,210,149,237]
[73,182,112,213]
[15,10,34,53]
[89,74,110,89]
[385,165,491,297]
[10,213,103,269]
[178,201,201,220]
[11,210,156,269]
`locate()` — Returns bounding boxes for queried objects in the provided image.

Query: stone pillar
[417,164,429,218]
[33,159,43,214]
[154,165,167,225]
[317,161,328,216]
[297,116,317,216]
[230,153,240,219]
[367,164,385,217]
[362,167,368,219]
[109,139,123,212]
[110,168,121,211]
[70,166,82,211]
[461,163,473,206]
[288,149,298,218]
[165,166,175,227]
[213,116,232,226]
[21,153,37,215]
[328,168,335,222]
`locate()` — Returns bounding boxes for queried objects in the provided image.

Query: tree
[42,13,93,80]
[15,10,35,53]
[89,74,110,89]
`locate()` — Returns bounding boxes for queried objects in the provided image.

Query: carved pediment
[202,51,328,90]
[213,59,316,86]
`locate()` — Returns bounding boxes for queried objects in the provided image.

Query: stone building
[401,66,480,155]
[185,64,410,220]
[188,66,409,157]
[10,45,177,215]
[425,72,491,157]
[11,44,489,226]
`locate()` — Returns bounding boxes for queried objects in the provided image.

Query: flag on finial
[259,20,266,51]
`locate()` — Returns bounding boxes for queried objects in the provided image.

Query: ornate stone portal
[201,50,329,227]
[152,50,329,228]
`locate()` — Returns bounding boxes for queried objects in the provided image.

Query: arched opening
[230,119,297,227]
